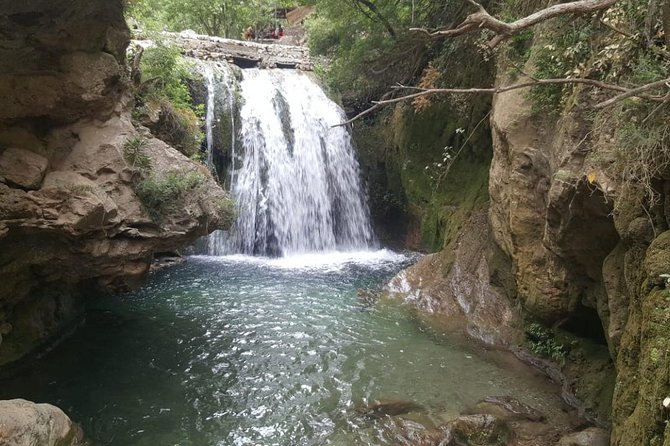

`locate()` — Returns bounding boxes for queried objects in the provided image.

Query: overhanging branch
[334,77,670,127]
[410,0,618,48]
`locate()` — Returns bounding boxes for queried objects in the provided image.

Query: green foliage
[609,104,670,209]
[140,40,193,110]
[526,323,567,364]
[526,0,668,114]
[527,16,601,114]
[127,0,312,38]
[307,0,457,102]
[123,137,152,172]
[136,39,204,156]
[136,169,206,220]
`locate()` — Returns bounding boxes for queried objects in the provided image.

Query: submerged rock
[471,396,545,422]
[411,414,510,446]
[0,399,85,446]
[356,399,425,418]
[557,427,609,446]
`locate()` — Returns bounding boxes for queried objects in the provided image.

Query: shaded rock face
[0,0,233,365]
[385,211,522,348]
[488,82,670,444]
[0,399,85,446]
[0,0,129,124]
[489,88,620,326]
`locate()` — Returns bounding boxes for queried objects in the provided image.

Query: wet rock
[151,254,186,272]
[0,399,85,446]
[357,288,380,308]
[0,148,48,190]
[467,396,546,422]
[557,427,609,446]
[384,212,523,347]
[413,414,510,446]
[356,399,425,418]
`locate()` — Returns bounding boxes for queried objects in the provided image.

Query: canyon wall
[0,0,233,366]
[357,16,669,446]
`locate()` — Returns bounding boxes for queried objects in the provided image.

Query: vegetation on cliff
[131,39,204,157]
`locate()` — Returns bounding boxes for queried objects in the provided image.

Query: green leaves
[127,0,312,38]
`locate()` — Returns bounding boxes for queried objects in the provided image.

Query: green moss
[391,98,492,251]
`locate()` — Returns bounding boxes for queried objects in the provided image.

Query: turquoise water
[0,251,563,445]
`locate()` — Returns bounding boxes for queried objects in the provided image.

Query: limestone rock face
[0,115,233,365]
[487,77,670,444]
[0,399,84,446]
[488,88,619,323]
[385,211,522,347]
[0,0,234,366]
[0,0,128,124]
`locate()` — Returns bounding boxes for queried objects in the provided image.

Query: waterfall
[203,66,373,257]
[203,64,216,169]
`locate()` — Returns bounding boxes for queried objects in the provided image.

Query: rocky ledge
[152,30,314,70]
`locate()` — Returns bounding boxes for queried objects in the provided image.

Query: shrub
[526,322,567,364]
[136,169,206,221]
[136,38,204,156]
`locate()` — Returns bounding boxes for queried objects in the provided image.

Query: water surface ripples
[1,251,562,445]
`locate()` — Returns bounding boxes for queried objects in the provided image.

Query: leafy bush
[136,169,206,221]
[140,40,194,110]
[526,322,567,364]
[135,39,204,156]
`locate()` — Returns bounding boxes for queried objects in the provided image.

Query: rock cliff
[356,10,669,446]
[0,0,233,365]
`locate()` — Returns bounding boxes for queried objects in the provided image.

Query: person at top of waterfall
[277,25,284,38]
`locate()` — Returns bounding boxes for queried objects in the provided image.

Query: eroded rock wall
[360,21,669,446]
[0,0,233,365]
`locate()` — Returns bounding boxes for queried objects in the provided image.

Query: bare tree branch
[410,0,617,48]
[337,104,383,127]
[335,77,670,127]
[593,77,670,108]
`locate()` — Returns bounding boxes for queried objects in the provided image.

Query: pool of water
[0,250,564,445]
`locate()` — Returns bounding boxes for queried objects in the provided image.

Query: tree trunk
[355,0,397,39]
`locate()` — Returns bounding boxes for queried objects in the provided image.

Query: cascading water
[204,66,374,257]
[199,61,239,255]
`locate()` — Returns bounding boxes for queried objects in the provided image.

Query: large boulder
[0,399,84,446]
[384,211,522,347]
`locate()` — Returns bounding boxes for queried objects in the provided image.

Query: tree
[330,0,670,125]
[127,0,312,38]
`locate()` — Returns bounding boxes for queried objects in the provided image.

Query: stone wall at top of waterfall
[199,63,374,257]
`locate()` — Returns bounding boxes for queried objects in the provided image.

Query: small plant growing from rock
[123,137,152,173]
[526,322,567,365]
